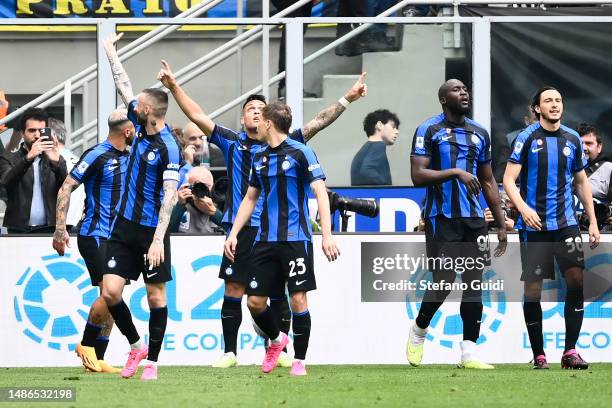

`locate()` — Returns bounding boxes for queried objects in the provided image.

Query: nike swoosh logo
[293,333,303,336]
[146,272,158,278]
[281,318,291,322]
[295,280,307,286]
[108,165,119,171]
[255,165,266,170]
[442,135,453,141]
[574,308,584,312]
[532,147,543,153]
[221,315,232,319]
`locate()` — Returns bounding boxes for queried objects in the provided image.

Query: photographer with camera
[0,107,67,233]
[170,166,223,234]
[484,191,517,231]
[576,123,612,231]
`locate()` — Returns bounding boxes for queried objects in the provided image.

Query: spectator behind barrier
[576,123,612,230]
[48,117,85,231]
[0,107,67,233]
[170,166,223,234]
[350,109,399,186]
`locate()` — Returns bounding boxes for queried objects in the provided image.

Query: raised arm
[158,60,215,137]
[311,179,340,262]
[573,169,600,248]
[103,32,135,107]
[52,176,81,256]
[224,186,261,262]
[147,179,179,268]
[301,72,367,142]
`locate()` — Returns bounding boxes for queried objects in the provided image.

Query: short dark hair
[242,94,266,110]
[142,88,168,118]
[577,122,602,144]
[530,86,559,120]
[262,102,292,134]
[363,109,400,137]
[18,107,48,131]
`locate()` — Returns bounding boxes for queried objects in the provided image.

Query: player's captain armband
[163,170,179,182]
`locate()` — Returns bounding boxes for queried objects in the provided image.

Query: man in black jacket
[0,108,67,233]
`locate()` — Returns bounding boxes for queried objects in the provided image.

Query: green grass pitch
[1,364,611,407]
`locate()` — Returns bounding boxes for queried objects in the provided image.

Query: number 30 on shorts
[289,258,306,278]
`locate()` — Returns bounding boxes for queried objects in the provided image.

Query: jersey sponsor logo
[308,163,321,172]
[563,146,571,157]
[76,161,89,174]
[514,141,524,154]
[281,160,291,171]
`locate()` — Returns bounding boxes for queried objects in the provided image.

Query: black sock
[95,336,109,360]
[416,286,451,329]
[460,301,483,342]
[564,287,584,352]
[81,322,102,347]
[252,307,279,340]
[523,301,544,358]
[270,296,291,353]
[221,296,242,354]
[107,300,140,345]
[292,310,311,360]
[147,306,168,362]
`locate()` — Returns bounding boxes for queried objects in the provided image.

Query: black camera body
[190,182,211,199]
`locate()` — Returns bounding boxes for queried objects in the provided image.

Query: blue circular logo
[13,253,96,352]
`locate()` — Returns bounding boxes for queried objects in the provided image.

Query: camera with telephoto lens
[327,190,379,218]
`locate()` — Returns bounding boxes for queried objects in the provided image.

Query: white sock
[410,324,427,345]
[270,333,283,344]
[144,359,157,367]
[130,339,143,350]
[461,340,476,361]
[224,352,236,357]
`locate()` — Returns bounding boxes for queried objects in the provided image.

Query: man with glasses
[0,107,67,233]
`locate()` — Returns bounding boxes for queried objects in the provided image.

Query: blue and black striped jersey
[411,113,491,219]
[70,140,128,238]
[509,123,587,231]
[209,125,304,227]
[249,137,325,242]
[116,100,181,228]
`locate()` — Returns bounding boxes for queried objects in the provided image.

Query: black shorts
[104,216,172,284]
[424,216,491,276]
[218,226,258,285]
[246,241,316,297]
[519,225,585,282]
[77,235,107,286]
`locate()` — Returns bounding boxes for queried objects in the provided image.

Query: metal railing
[2,0,612,153]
